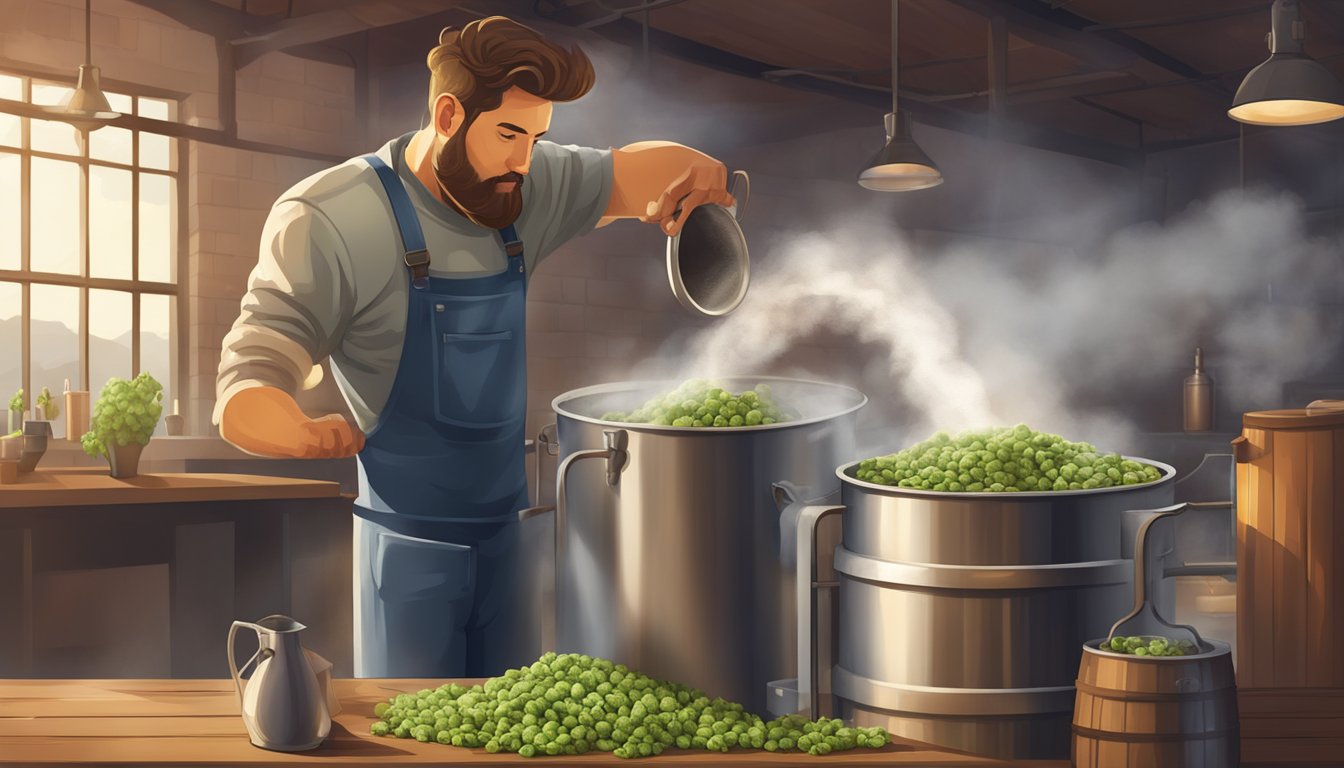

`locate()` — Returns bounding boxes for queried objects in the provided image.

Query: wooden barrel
[1072,639,1239,768]
[1234,408,1344,689]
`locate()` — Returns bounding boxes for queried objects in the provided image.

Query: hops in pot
[855,424,1163,492]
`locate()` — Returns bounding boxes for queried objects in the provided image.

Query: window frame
[0,69,188,423]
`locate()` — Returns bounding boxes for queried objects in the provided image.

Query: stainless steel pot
[784,458,1178,760]
[548,377,866,712]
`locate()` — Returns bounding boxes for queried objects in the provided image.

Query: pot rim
[552,375,868,433]
[835,456,1177,498]
[1082,636,1231,661]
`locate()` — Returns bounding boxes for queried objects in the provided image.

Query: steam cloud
[662,190,1343,449]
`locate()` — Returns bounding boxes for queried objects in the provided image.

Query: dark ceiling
[130,0,1344,167]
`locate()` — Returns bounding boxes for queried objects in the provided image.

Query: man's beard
[432,130,524,230]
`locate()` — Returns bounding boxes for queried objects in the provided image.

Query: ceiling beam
[518,5,1145,168]
[230,1,461,68]
[119,0,249,39]
[939,0,1236,100]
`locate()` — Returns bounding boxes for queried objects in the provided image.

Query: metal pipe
[890,0,899,116]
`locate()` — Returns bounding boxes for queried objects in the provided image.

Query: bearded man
[214,17,733,677]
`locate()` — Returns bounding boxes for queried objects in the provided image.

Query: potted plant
[7,388,24,434]
[35,386,60,423]
[81,372,164,478]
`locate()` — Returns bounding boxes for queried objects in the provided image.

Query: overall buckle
[404,248,430,289]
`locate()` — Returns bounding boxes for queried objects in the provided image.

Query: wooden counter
[0,469,343,508]
[0,678,1068,767]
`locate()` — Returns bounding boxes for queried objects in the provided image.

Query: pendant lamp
[1229,0,1344,126]
[858,0,942,191]
[42,0,120,132]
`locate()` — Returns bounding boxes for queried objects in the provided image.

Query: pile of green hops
[369,652,890,758]
[601,379,793,428]
[1104,636,1198,657]
[855,424,1163,492]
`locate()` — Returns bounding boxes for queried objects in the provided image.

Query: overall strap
[498,224,525,276]
[363,153,430,290]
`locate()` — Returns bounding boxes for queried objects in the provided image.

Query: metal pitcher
[227,615,331,752]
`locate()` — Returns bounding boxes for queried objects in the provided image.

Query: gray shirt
[214,132,613,432]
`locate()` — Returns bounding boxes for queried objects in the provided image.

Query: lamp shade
[1229,53,1344,125]
[858,111,943,191]
[41,64,120,132]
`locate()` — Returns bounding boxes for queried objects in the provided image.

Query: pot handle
[227,620,268,709]
[533,423,558,505]
[1107,502,1206,650]
[547,429,629,649]
[774,482,843,718]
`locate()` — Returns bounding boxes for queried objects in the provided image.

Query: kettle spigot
[602,429,628,486]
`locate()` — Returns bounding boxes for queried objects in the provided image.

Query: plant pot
[7,409,21,434]
[164,414,184,436]
[17,420,51,473]
[107,440,145,479]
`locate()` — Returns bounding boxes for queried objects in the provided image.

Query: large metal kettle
[227,614,331,751]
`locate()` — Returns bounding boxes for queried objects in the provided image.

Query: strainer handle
[728,171,749,222]
[1107,502,1206,648]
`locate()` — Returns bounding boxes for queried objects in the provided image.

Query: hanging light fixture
[1229,0,1344,126]
[858,0,942,191]
[42,0,120,132]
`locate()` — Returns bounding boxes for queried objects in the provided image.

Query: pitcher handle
[227,620,266,709]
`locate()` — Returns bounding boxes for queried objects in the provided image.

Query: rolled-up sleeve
[213,199,355,424]
[521,142,613,265]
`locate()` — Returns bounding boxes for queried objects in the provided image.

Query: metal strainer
[666,171,750,317]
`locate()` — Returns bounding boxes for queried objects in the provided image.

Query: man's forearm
[604,142,723,221]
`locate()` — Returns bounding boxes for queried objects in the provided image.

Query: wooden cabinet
[0,470,353,678]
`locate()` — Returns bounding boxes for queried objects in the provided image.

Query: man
[214,17,733,678]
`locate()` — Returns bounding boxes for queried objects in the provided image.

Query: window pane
[138,173,174,282]
[30,157,81,275]
[30,284,80,417]
[106,93,133,114]
[139,132,173,171]
[0,282,19,429]
[0,75,20,148]
[88,93,133,163]
[90,166,132,280]
[31,84,80,156]
[89,128,132,164]
[139,293,173,435]
[89,288,132,404]
[0,154,17,270]
[137,97,171,121]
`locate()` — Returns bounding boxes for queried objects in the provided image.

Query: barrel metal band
[831,665,1076,716]
[1072,723,1240,743]
[833,547,1131,590]
[1074,679,1235,703]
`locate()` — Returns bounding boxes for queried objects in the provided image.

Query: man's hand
[605,143,735,235]
[220,386,364,459]
[642,159,735,237]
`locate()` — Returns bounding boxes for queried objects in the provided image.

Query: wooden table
[0,679,1069,767]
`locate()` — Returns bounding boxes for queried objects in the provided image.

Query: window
[0,72,181,436]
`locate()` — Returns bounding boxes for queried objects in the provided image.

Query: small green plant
[35,387,59,421]
[8,388,24,413]
[81,373,164,458]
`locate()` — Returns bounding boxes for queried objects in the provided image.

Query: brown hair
[427,17,595,124]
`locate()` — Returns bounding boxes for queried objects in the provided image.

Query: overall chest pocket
[429,293,526,429]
